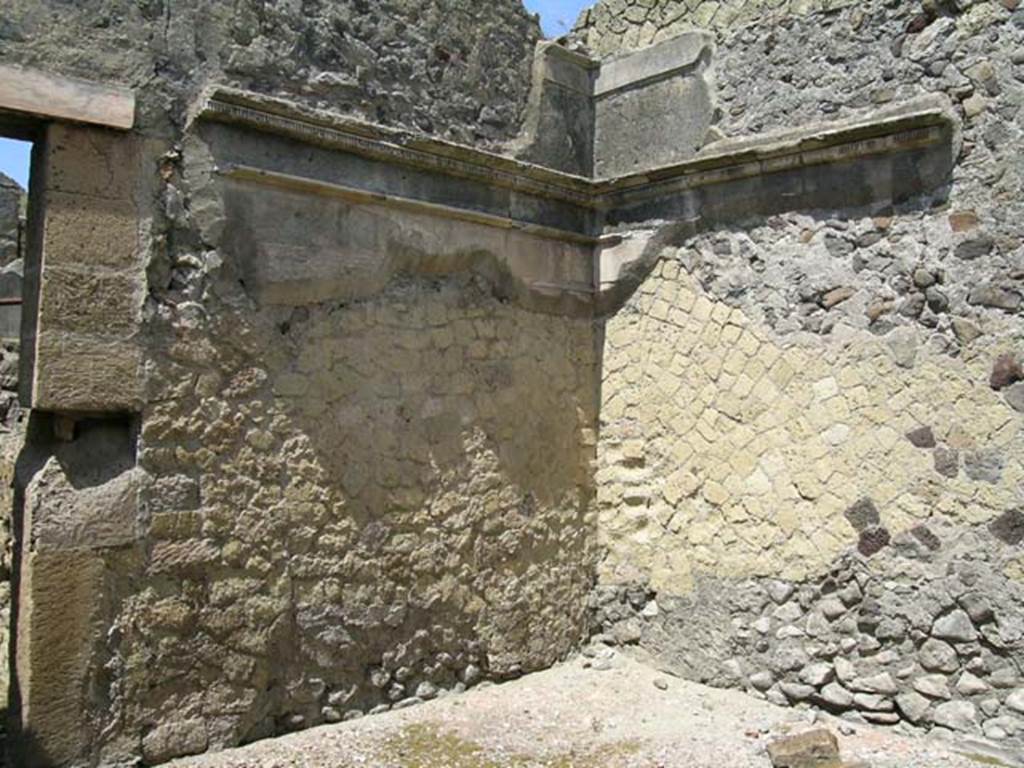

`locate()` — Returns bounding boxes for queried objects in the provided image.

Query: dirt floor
[171,651,1023,768]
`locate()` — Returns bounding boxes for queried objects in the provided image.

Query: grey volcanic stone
[851,672,898,695]
[767,581,796,605]
[990,510,1024,546]
[1005,690,1024,714]
[964,450,1004,484]
[461,665,482,685]
[780,682,815,701]
[905,425,936,448]
[844,498,880,531]
[991,668,1019,690]
[835,658,856,684]
[612,618,643,644]
[956,672,990,696]
[911,525,942,551]
[991,355,1023,390]
[1005,383,1024,413]
[854,692,894,711]
[863,711,900,725]
[415,681,438,700]
[800,663,834,687]
[818,597,846,620]
[858,527,891,557]
[897,691,932,724]
[820,682,854,709]
[914,675,952,700]
[838,582,862,607]
[958,593,991,626]
[955,235,994,260]
[913,268,937,289]
[750,671,775,691]
[773,603,803,623]
[932,700,977,731]
[951,318,982,345]
[770,644,809,673]
[932,610,978,643]
[919,639,959,673]
[968,284,1022,311]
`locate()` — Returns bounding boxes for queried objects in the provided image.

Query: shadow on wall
[127,261,600,753]
[260,271,598,673]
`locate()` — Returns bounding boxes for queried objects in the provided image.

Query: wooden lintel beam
[0,64,134,131]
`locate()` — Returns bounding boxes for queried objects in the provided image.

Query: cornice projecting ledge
[190,84,956,315]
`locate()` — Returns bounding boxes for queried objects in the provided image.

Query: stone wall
[572,0,856,56]
[116,269,598,764]
[586,0,1024,746]
[0,173,21,268]
[0,169,23,729]
[0,171,23,724]
[0,0,540,144]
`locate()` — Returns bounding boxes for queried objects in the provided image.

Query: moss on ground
[382,723,640,768]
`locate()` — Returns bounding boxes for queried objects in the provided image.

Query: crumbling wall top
[571,0,858,55]
[0,0,541,143]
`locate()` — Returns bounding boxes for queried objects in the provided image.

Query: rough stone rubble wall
[0,172,23,713]
[572,0,856,57]
[587,0,1024,745]
[0,173,22,267]
[0,0,540,144]
[122,270,598,764]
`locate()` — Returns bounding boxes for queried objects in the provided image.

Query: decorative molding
[195,88,954,244]
[198,87,952,208]
[219,164,601,247]
[598,124,947,210]
[198,91,596,209]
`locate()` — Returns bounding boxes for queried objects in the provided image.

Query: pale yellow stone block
[792,469,822,500]
[759,343,782,370]
[691,295,713,321]
[728,450,758,478]
[668,440,695,465]
[1004,557,1024,583]
[701,321,723,347]
[703,480,729,506]
[721,324,742,344]
[746,467,773,496]
[734,333,758,360]
[711,302,732,325]
[812,376,840,401]
[668,307,690,327]
[676,287,696,312]
[722,348,747,377]
[769,359,796,390]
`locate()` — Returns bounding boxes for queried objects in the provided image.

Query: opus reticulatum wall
[581,0,1024,746]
